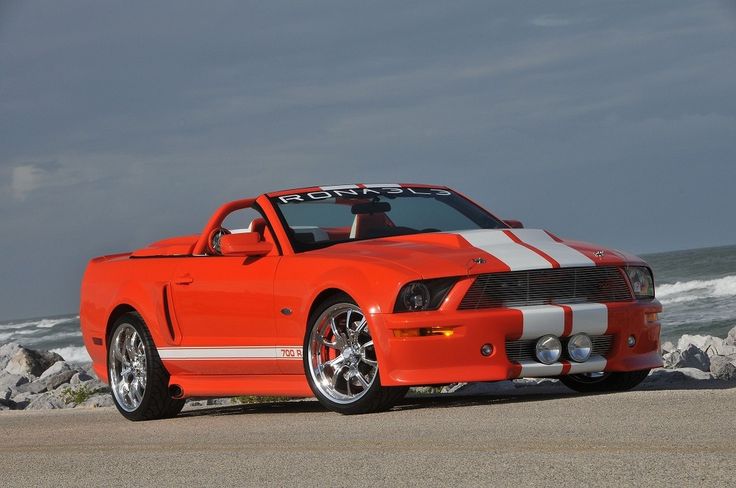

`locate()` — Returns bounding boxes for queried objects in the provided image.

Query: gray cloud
[1,0,735,318]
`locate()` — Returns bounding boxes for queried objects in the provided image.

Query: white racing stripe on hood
[507,229,595,267]
[455,229,595,270]
[456,229,552,271]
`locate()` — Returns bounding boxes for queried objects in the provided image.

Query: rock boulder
[40,361,71,379]
[709,355,736,381]
[16,369,76,395]
[726,326,736,347]
[4,347,63,377]
[0,342,22,370]
[667,344,711,372]
[0,373,30,392]
[25,392,67,410]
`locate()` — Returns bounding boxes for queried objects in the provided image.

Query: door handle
[174,275,194,285]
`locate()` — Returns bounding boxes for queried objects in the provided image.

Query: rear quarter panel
[80,254,179,381]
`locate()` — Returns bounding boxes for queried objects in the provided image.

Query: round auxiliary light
[535,335,562,365]
[567,333,593,363]
[480,343,493,357]
[627,335,637,348]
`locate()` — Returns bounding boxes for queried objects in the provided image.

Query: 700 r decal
[279,347,302,358]
[277,187,452,204]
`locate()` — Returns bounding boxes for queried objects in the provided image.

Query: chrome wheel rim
[108,323,147,412]
[308,304,378,405]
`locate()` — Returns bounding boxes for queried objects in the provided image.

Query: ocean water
[0,245,734,363]
[644,244,736,342]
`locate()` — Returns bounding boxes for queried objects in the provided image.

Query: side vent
[162,284,177,342]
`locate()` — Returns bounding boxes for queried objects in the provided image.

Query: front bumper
[369,300,662,386]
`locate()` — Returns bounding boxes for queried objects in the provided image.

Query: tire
[303,293,408,414]
[107,312,185,421]
[559,369,651,393]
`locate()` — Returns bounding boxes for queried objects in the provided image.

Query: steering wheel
[207,227,231,255]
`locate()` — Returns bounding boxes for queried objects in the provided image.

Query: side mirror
[504,219,524,229]
[220,233,273,257]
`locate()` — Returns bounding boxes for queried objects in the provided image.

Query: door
[167,254,281,374]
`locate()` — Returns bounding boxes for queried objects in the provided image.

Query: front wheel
[559,369,650,393]
[108,312,185,421]
[304,294,407,414]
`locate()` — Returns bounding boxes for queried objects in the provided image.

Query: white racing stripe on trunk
[519,361,564,377]
[158,346,302,360]
[567,356,607,374]
[456,229,552,271]
[517,305,565,339]
[362,183,400,188]
[569,303,608,335]
[508,229,595,267]
[319,185,359,190]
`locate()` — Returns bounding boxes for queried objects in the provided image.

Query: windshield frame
[268,185,508,253]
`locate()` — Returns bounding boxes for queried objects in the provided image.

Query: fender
[107,280,172,349]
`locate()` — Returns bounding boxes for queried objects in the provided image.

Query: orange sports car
[80,183,662,420]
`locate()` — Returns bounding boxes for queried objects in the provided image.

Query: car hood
[308,228,644,279]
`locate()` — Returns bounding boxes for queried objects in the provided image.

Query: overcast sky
[1,0,735,319]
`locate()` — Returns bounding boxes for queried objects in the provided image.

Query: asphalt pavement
[1,387,733,487]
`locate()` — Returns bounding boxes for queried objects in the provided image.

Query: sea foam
[657,275,736,304]
[50,345,92,364]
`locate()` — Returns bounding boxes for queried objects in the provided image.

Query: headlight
[626,266,655,299]
[394,278,457,312]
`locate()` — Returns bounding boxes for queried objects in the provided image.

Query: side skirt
[168,374,313,399]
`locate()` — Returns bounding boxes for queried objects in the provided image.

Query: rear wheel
[559,369,650,393]
[304,294,407,414]
[108,312,185,421]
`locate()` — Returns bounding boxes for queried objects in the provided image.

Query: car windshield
[270,186,506,252]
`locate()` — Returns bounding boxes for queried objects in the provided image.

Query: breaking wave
[0,316,78,330]
[50,345,91,364]
[657,275,736,304]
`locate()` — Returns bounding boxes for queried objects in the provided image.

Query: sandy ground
[1,387,733,487]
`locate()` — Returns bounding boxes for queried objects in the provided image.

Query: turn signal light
[393,327,455,338]
[645,312,659,323]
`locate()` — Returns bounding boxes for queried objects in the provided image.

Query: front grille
[506,335,614,362]
[458,266,632,310]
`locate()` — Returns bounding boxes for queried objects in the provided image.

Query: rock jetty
[0,343,111,411]
[2,326,735,411]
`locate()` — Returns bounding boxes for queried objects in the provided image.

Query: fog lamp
[535,335,562,365]
[627,335,637,347]
[567,334,592,363]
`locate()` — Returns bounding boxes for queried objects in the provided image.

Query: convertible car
[80,183,662,420]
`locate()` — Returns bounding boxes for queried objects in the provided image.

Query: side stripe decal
[157,346,303,360]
